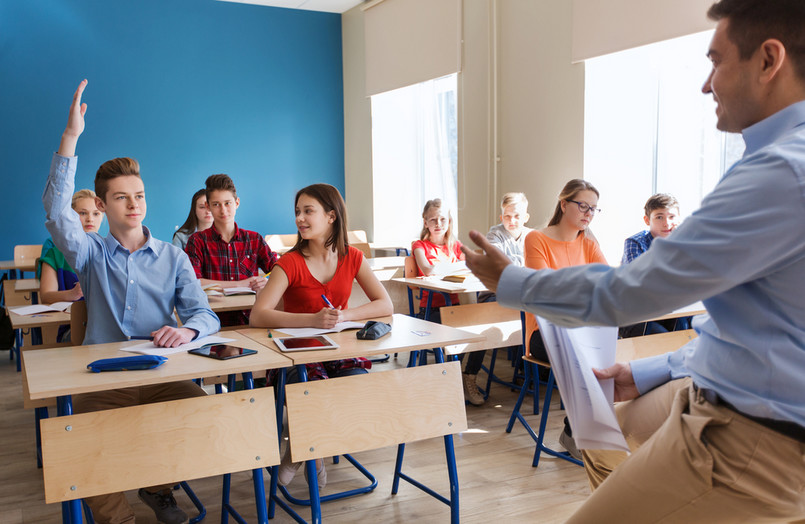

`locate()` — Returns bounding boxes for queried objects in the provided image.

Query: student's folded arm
[342,259,394,322]
[174,254,220,338]
[43,153,90,272]
[39,263,82,303]
[249,266,317,328]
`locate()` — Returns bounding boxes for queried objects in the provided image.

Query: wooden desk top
[238,313,485,365]
[15,279,40,292]
[390,276,488,295]
[23,330,293,400]
[206,293,257,312]
[8,310,70,330]
[0,259,37,272]
[366,256,406,270]
[615,329,698,362]
[645,302,706,322]
[0,260,16,270]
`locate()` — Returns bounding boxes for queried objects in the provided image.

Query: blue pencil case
[87,355,167,373]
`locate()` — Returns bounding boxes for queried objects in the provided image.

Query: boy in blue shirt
[43,79,220,524]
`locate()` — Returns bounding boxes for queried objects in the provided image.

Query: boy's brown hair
[205,174,237,201]
[644,193,679,217]
[94,158,141,201]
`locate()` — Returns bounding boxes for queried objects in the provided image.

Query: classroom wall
[341,0,584,244]
[0,0,344,258]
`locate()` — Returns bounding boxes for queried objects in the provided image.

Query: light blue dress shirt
[498,100,805,426]
[43,153,220,345]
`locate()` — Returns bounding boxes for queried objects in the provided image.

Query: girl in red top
[411,198,465,316]
[250,183,393,488]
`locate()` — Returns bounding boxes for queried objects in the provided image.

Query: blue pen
[321,294,335,309]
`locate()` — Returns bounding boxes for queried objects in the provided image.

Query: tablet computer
[188,344,257,360]
[273,335,339,352]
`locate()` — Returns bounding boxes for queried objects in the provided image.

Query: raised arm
[59,79,87,157]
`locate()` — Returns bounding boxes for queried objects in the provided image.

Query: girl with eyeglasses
[524,178,607,459]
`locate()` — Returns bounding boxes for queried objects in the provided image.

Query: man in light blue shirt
[464,0,805,521]
[42,79,220,524]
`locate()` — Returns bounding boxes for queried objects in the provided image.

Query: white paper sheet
[120,335,236,356]
[536,316,629,453]
[9,302,71,315]
[223,287,256,296]
[276,321,365,338]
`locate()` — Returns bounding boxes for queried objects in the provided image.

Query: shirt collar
[104,226,160,256]
[210,222,241,241]
[742,100,805,157]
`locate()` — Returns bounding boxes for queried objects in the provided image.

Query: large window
[370,74,458,248]
[584,31,744,264]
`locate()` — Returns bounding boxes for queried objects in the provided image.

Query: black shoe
[138,488,188,524]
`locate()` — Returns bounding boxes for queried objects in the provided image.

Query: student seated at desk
[44,80,221,524]
[250,183,392,488]
[524,179,607,460]
[461,192,533,406]
[185,174,278,326]
[37,189,104,342]
[171,188,212,250]
[411,198,464,320]
[620,193,691,337]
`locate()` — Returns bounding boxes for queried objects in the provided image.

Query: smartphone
[188,344,257,360]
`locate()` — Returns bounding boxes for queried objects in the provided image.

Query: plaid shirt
[621,230,653,265]
[185,223,277,325]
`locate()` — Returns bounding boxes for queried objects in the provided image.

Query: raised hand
[58,79,88,157]
[460,230,512,293]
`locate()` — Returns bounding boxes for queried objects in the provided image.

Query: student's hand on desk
[314,307,342,329]
[246,276,267,292]
[151,326,195,348]
[461,230,512,293]
[593,363,640,402]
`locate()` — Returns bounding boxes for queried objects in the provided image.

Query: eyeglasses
[567,200,601,215]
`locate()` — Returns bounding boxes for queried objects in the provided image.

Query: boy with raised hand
[185,173,278,326]
[622,193,680,264]
[44,79,220,524]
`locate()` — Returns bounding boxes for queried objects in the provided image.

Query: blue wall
[0,0,344,258]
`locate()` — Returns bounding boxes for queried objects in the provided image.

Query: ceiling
[216,0,365,14]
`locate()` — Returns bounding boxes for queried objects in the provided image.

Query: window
[584,31,744,264]
[370,74,458,248]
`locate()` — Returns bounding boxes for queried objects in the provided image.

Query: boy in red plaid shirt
[185,174,277,325]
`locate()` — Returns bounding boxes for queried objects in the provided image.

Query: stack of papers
[9,302,72,315]
[223,287,256,296]
[536,316,628,452]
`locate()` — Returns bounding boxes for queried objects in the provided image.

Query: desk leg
[56,396,83,524]
[242,372,269,524]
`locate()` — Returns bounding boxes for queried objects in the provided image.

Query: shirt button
[129,280,134,284]
[127,306,132,310]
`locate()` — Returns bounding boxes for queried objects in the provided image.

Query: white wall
[342,0,586,244]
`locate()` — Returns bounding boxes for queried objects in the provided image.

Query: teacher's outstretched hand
[460,230,512,293]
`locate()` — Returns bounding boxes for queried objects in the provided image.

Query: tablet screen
[188,344,257,359]
[274,335,338,352]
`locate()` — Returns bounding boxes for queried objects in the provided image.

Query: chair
[41,388,279,524]
[70,300,87,345]
[274,361,467,524]
[440,302,523,400]
[402,255,451,320]
[14,244,42,276]
[4,279,36,370]
[506,312,582,468]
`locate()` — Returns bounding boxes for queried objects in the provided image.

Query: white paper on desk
[536,316,628,453]
[120,335,236,356]
[223,287,256,296]
[9,303,70,315]
[277,321,365,338]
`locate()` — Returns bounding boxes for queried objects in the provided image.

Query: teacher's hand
[460,230,512,293]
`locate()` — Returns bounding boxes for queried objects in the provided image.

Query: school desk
[23,330,292,524]
[15,278,41,293]
[238,314,482,524]
[7,309,71,371]
[206,292,257,313]
[646,301,706,322]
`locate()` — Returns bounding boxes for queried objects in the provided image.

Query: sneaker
[303,458,327,490]
[462,373,485,406]
[277,448,302,486]
[137,488,188,524]
[558,427,583,461]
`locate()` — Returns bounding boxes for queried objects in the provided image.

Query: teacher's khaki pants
[73,381,207,524]
[570,377,805,523]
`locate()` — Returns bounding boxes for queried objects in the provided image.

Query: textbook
[535,316,629,452]
[442,274,468,283]
[9,302,72,315]
[223,287,256,296]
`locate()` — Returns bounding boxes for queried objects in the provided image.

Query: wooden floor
[0,349,590,523]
